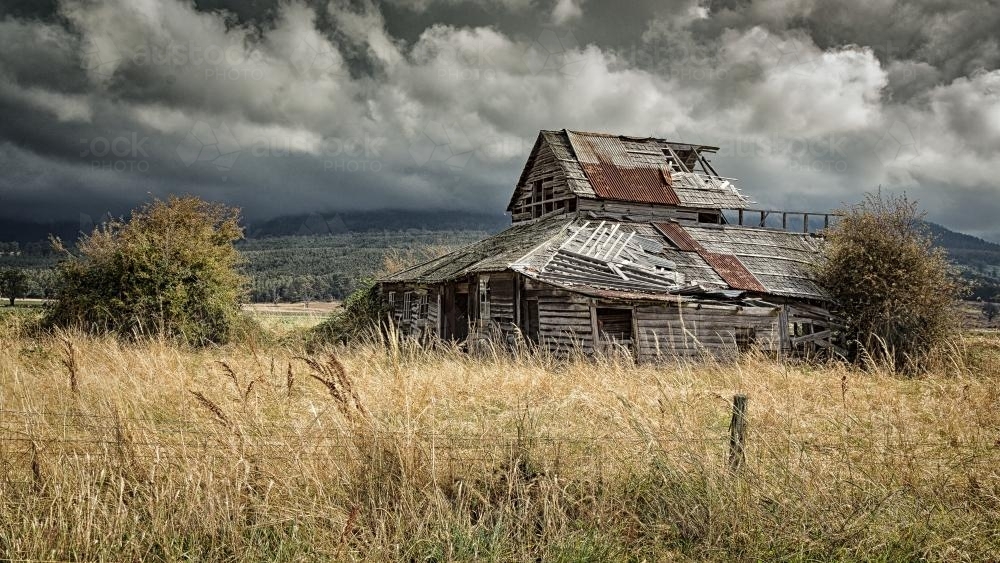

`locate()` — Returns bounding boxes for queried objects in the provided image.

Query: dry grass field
[1,310,999,561]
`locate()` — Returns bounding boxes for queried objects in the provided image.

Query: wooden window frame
[418,294,429,319]
[402,291,412,321]
[478,276,490,325]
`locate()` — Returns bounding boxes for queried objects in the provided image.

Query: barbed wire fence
[3,397,997,487]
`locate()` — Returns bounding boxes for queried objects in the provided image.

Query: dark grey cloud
[0,0,998,241]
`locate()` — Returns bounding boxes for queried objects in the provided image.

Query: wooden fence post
[728,394,748,472]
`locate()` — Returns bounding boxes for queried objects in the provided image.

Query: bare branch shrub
[816,192,965,373]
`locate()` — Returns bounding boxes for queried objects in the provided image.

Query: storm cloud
[0,0,998,239]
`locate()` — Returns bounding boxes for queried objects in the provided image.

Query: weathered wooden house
[379,130,840,359]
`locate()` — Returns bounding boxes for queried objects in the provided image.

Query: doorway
[443,283,469,340]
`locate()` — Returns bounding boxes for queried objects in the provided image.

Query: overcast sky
[0,0,998,239]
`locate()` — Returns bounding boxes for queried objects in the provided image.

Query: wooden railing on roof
[723,208,842,234]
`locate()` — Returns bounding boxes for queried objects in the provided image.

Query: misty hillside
[923,222,1000,300]
[246,210,510,238]
[924,222,1000,252]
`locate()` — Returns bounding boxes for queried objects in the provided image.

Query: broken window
[402,291,412,321]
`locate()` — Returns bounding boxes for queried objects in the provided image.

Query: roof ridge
[563,129,721,149]
[566,129,662,142]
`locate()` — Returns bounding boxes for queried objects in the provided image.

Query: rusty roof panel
[568,131,682,205]
[700,252,768,293]
[653,222,704,252]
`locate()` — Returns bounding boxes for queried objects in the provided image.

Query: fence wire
[1,407,996,468]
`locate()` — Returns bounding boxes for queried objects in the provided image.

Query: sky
[0,0,998,239]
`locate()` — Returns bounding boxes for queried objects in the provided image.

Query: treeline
[241,231,483,302]
[246,210,507,238]
[0,241,59,259]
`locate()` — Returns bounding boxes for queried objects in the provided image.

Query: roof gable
[506,131,594,214]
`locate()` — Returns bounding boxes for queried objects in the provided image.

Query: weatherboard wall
[632,302,782,361]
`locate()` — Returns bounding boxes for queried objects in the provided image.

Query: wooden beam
[791,329,832,345]
[589,298,600,352]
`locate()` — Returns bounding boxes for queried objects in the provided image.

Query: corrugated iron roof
[653,222,704,252]
[682,224,825,298]
[567,131,682,205]
[700,252,768,293]
[653,221,768,292]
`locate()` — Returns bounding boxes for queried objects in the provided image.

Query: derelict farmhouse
[379,130,842,360]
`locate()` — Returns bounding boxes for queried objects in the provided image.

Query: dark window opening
[596,308,633,343]
[698,212,720,224]
[524,299,539,344]
[418,294,429,319]
[735,327,756,353]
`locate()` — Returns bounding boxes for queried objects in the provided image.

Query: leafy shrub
[310,278,388,345]
[45,196,250,345]
[309,243,456,347]
[815,192,965,373]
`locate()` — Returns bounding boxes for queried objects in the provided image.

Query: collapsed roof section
[382,213,828,302]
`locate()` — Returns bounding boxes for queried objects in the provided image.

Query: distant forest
[0,210,504,303]
[2,214,999,303]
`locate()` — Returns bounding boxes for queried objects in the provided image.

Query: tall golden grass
[1,323,998,561]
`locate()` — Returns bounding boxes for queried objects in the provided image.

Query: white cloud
[18,88,93,122]
[551,0,584,25]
